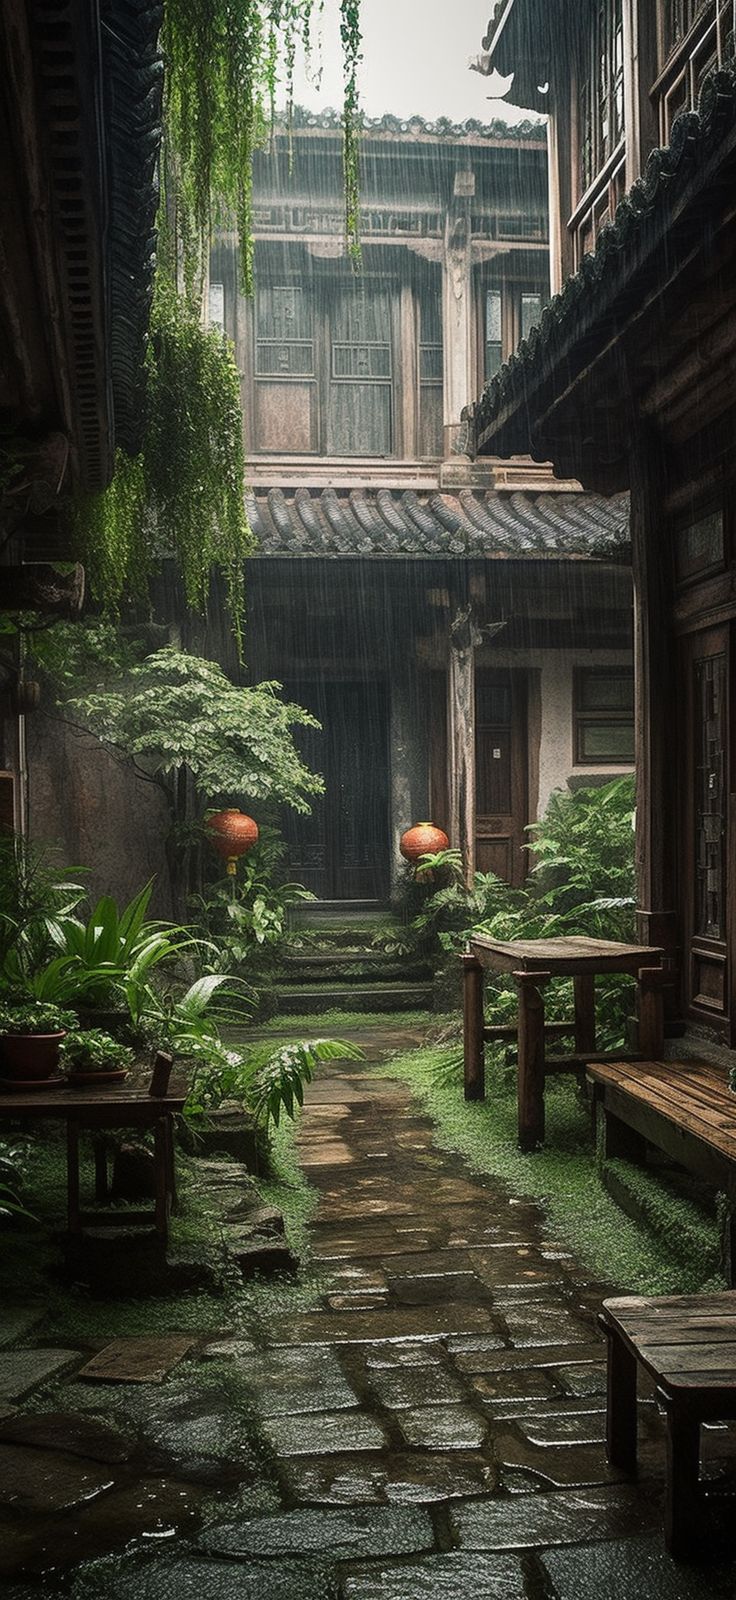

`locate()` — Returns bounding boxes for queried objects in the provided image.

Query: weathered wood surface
[587,1058,736,1163]
[78,1336,195,1384]
[469,933,664,976]
[0,1081,186,1118]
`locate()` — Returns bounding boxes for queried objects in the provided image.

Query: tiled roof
[246,488,629,560]
[284,106,545,143]
[468,62,736,459]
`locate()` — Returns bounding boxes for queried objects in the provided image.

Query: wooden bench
[599,1290,736,1557]
[587,1056,736,1281]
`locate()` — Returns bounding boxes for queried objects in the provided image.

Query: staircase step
[273,981,434,1016]
[290,900,391,922]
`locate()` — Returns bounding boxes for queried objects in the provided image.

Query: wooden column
[449,604,480,889]
[462,952,485,1101]
[630,432,679,977]
[515,970,550,1151]
[637,965,666,1057]
[441,175,473,456]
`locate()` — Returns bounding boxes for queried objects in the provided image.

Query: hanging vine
[162,0,363,292]
[78,284,254,655]
[340,0,362,263]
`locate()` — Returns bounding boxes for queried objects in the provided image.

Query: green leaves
[71,647,324,813]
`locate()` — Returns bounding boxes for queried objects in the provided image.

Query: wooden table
[462,934,665,1150]
[599,1290,736,1557]
[0,1075,186,1245]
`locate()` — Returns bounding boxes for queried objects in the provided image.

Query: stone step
[289,900,392,922]
[273,981,434,1015]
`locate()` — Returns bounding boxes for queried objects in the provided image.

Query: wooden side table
[462,934,665,1150]
[0,1061,185,1247]
[599,1291,736,1557]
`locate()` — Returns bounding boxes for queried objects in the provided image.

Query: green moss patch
[378,1044,723,1296]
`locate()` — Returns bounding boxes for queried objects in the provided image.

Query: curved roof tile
[250,488,629,561]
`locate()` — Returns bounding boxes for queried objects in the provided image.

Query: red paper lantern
[206,809,259,876]
[399,822,450,865]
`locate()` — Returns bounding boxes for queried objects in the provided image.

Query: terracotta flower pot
[1,1031,66,1080]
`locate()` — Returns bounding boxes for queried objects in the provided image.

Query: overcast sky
[288,0,541,126]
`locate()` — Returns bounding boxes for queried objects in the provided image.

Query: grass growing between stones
[0,1117,327,1347]
[378,1043,724,1296]
[249,1008,438,1035]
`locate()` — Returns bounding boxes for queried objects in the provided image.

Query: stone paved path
[2,1053,736,1596]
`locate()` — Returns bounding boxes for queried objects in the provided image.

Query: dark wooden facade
[472,0,736,1039]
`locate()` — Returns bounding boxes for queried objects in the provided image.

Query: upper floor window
[578,0,625,196]
[483,281,546,383]
[656,2,734,143]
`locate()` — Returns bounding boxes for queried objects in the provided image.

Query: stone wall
[26,704,176,918]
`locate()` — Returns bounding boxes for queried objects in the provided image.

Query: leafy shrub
[0,1001,76,1034]
[62,1031,133,1072]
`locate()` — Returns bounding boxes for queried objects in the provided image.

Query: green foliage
[161,0,363,292]
[0,837,86,994]
[0,1000,76,1034]
[186,1034,363,1130]
[77,289,254,643]
[61,1030,133,1072]
[29,619,148,690]
[192,826,313,974]
[71,647,324,812]
[49,880,197,1014]
[381,1044,723,1296]
[415,776,636,1048]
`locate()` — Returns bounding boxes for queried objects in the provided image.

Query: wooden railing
[568,141,627,269]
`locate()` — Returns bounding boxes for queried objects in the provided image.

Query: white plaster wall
[474,645,634,823]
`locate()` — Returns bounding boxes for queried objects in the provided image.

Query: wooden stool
[599,1291,736,1557]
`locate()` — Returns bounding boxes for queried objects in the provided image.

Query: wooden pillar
[462,952,485,1101]
[66,1121,81,1233]
[630,432,679,981]
[441,174,473,457]
[449,604,480,889]
[637,965,666,1058]
[515,970,550,1150]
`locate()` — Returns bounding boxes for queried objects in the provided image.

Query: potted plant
[0,1000,76,1082]
[62,1029,133,1087]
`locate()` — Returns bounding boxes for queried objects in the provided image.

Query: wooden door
[680,625,731,1033]
[474,669,528,886]
[283,682,390,901]
[327,281,393,457]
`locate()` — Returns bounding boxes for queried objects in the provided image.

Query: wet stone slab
[0,1412,131,1463]
[541,1534,736,1600]
[516,1408,607,1447]
[495,1428,623,1489]
[449,1342,602,1375]
[500,1306,593,1348]
[0,1349,81,1403]
[199,1505,436,1560]
[267,1303,500,1346]
[0,1307,45,1348]
[450,1484,661,1550]
[261,1409,388,1457]
[1,1476,204,1580]
[366,1365,466,1409]
[388,1272,484,1306]
[397,1406,488,1451]
[554,1362,607,1399]
[0,1443,116,1515]
[71,1555,337,1600]
[341,1552,527,1600]
[364,1342,444,1369]
[282,1451,497,1506]
[467,1369,559,1406]
[236,1347,359,1416]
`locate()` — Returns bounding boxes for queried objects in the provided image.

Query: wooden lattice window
[694,652,726,941]
[578,0,625,195]
[574,668,634,763]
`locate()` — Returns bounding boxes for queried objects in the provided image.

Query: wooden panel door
[283,682,390,901]
[680,625,731,1032]
[474,670,528,886]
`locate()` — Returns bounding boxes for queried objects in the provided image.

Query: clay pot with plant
[0,1001,76,1081]
[62,1030,133,1087]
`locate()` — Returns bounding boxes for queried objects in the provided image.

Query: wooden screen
[681,625,730,1028]
[327,283,393,457]
[474,670,528,886]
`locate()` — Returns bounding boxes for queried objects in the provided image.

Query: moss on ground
[248,1008,438,1035]
[378,1043,724,1296]
[0,1114,325,1346]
